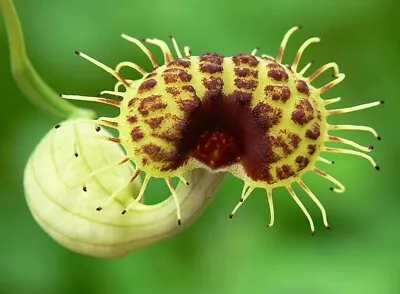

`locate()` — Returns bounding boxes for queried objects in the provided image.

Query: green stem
[0,0,95,119]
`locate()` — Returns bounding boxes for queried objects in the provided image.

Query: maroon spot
[305,123,321,140]
[166,87,181,96]
[270,134,292,157]
[252,102,282,130]
[253,164,274,184]
[141,143,177,171]
[291,98,314,125]
[264,85,291,102]
[145,117,164,130]
[202,76,224,99]
[142,143,161,159]
[163,70,192,84]
[199,53,224,74]
[267,63,288,81]
[176,96,201,113]
[178,71,192,82]
[276,164,295,180]
[307,144,317,155]
[153,114,185,144]
[127,115,138,123]
[263,136,280,164]
[199,63,223,74]
[138,95,167,116]
[296,80,310,95]
[234,68,258,78]
[295,156,310,171]
[232,54,259,67]
[292,111,305,125]
[131,126,144,141]
[317,110,322,120]
[227,90,253,105]
[289,133,301,149]
[142,143,177,165]
[168,58,191,68]
[163,73,178,83]
[182,85,196,93]
[234,78,258,90]
[138,79,157,93]
[199,53,224,65]
[202,76,223,91]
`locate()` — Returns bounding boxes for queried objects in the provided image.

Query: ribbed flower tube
[24,120,225,258]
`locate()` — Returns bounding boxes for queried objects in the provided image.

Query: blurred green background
[0,0,399,293]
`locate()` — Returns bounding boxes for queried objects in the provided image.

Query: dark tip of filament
[229,213,233,219]
[177,219,181,226]
[369,145,374,150]
[311,230,315,236]
[329,187,334,191]
[82,186,87,192]
[121,210,127,215]
[74,152,79,158]
[331,161,335,164]
[375,165,380,171]
[380,100,385,104]
[377,136,382,141]
[54,124,61,129]
[297,25,303,30]
[74,50,81,55]
[240,198,244,203]
[326,225,331,230]
[96,207,103,211]
[169,35,173,39]
[95,126,101,132]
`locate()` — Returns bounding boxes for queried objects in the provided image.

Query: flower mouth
[178,93,266,172]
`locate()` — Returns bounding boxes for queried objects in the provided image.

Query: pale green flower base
[24,121,225,257]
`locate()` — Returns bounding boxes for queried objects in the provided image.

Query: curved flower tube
[24,121,225,257]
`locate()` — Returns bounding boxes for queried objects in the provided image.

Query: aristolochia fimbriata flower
[48,25,381,242]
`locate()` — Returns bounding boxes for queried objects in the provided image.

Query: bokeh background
[0,0,399,293]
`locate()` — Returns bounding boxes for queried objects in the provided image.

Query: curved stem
[0,0,94,119]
